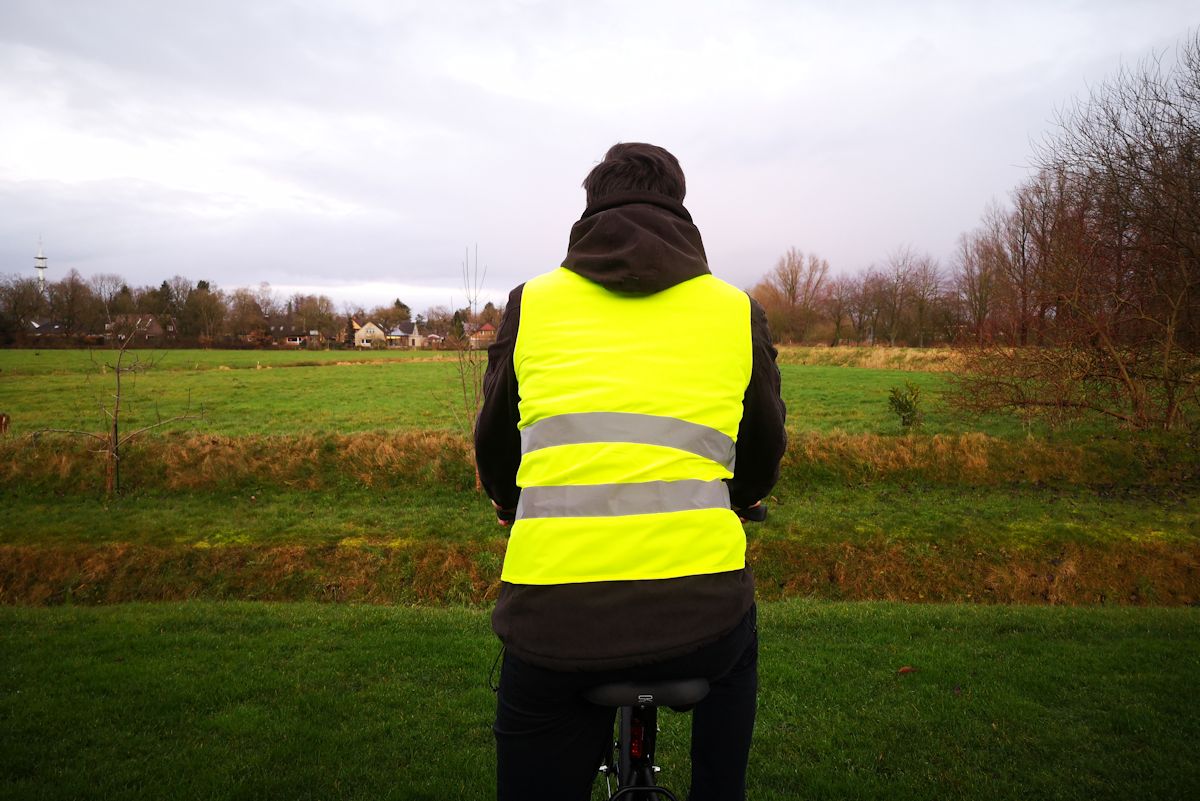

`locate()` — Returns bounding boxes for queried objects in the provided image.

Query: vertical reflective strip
[520,413,736,471]
[515,479,730,520]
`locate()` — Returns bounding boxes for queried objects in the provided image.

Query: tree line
[751,31,1198,430]
[0,272,503,347]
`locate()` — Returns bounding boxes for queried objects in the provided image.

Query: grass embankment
[2,429,1196,605]
[1,601,1197,801]
[1,349,1196,605]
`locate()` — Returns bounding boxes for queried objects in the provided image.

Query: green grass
[2,483,1195,550]
[0,349,1078,439]
[0,347,1193,605]
[0,347,453,375]
[0,487,498,547]
[1,601,1197,800]
[0,359,471,436]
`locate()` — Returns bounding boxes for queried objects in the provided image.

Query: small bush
[888,382,924,431]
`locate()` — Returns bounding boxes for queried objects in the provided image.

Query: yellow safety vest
[501,267,753,585]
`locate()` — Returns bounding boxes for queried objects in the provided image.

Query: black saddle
[583,678,710,711]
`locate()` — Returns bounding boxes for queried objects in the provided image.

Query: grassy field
[1,601,1197,801]
[1,347,1197,799]
[0,346,1070,438]
[1,346,1196,605]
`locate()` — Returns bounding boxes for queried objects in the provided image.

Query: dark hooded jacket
[475,191,786,671]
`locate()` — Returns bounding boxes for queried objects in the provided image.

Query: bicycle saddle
[583,678,710,710]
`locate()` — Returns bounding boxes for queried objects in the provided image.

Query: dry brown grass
[0,540,506,606]
[785,430,1101,485]
[2,539,1195,607]
[4,428,1158,493]
[1,431,476,492]
[749,539,1200,605]
[776,346,964,372]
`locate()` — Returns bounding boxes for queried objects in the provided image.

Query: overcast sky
[1,1,1195,312]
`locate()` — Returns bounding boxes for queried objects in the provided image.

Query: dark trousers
[494,605,758,801]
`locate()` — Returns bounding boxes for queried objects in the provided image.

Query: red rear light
[630,718,645,759]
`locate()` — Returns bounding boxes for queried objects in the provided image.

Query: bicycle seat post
[584,678,710,800]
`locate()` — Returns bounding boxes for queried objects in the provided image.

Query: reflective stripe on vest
[520,412,736,471]
[516,478,731,519]
[501,267,752,585]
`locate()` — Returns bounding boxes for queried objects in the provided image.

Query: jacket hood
[561,191,710,294]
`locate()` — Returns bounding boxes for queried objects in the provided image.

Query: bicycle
[584,502,767,800]
[585,677,710,801]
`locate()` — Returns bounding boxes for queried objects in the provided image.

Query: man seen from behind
[475,142,787,801]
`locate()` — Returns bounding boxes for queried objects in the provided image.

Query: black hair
[581,142,686,205]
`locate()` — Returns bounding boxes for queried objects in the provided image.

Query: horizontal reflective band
[521,413,736,471]
[516,479,730,520]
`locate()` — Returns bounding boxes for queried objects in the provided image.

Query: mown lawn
[1,601,1197,801]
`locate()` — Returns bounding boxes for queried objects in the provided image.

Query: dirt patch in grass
[2,539,1195,607]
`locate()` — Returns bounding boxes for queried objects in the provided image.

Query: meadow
[1,346,1197,798]
[1,346,1196,605]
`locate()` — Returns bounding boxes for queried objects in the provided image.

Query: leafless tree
[909,255,942,348]
[826,275,857,345]
[952,228,1000,345]
[955,31,1200,430]
[226,288,270,343]
[750,247,830,342]
[48,269,97,336]
[0,275,45,335]
[34,318,203,495]
[89,273,125,323]
[878,247,916,346]
[453,246,488,436]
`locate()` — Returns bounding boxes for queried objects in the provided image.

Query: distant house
[23,318,67,339]
[354,321,387,349]
[275,324,322,348]
[105,314,177,344]
[386,321,426,349]
[468,322,497,349]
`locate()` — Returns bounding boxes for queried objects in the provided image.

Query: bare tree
[909,255,942,348]
[878,247,915,346]
[35,318,203,495]
[226,288,270,343]
[750,247,830,342]
[453,246,488,435]
[826,275,857,346]
[952,228,1000,345]
[0,275,46,339]
[955,31,1200,430]
[89,273,125,323]
[451,247,489,491]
